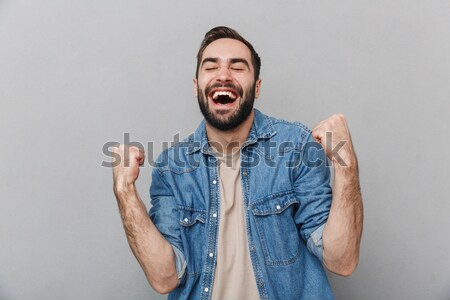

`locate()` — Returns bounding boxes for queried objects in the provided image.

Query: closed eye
[230,62,248,71]
[203,64,219,71]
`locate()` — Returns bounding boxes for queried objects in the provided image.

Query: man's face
[194,38,261,131]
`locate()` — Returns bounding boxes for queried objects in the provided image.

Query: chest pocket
[251,191,301,266]
[178,206,206,276]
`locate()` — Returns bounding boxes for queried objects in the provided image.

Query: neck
[205,110,254,155]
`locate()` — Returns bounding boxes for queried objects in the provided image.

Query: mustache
[204,83,243,98]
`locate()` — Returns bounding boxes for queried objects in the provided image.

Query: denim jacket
[149,109,334,300]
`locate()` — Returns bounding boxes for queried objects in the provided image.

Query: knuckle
[336,113,346,120]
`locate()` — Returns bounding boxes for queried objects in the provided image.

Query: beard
[197,83,256,131]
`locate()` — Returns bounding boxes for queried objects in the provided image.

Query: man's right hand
[112,144,146,193]
[110,144,178,294]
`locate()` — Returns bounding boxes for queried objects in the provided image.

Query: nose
[216,66,232,83]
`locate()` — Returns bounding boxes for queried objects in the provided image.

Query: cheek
[197,78,210,91]
[237,74,255,86]
[243,79,256,91]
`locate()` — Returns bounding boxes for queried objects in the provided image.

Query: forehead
[202,38,252,63]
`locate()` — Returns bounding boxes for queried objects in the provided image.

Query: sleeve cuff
[171,245,187,284]
[306,223,325,262]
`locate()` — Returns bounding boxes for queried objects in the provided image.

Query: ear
[255,79,262,99]
[193,78,198,96]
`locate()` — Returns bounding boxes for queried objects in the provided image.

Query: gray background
[1,0,449,299]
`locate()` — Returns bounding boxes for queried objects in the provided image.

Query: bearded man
[112,26,363,300]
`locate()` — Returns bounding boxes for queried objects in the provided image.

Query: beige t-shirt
[211,151,260,300]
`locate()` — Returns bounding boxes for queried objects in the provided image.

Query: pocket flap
[178,206,206,226]
[251,191,298,216]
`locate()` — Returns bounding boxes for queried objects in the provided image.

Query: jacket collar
[186,109,276,155]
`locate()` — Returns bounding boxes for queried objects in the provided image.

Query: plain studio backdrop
[1,0,449,299]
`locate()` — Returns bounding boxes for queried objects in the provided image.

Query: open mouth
[209,89,239,105]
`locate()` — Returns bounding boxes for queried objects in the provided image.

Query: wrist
[333,155,358,175]
[332,147,357,166]
[114,182,137,197]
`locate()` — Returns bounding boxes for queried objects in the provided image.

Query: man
[112,26,363,299]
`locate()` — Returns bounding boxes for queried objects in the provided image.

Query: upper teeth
[212,91,237,100]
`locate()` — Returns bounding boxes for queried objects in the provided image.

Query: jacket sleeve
[149,167,186,284]
[292,132,332,262]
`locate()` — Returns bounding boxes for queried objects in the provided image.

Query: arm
[312,114,363,276]
[112,145,178,294]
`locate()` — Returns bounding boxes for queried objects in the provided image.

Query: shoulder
[265,113,312,145]
[153,133,200,172]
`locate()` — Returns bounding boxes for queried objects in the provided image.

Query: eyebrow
[201,57,250,69]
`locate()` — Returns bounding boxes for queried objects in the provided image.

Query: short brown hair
[195,26,261,81]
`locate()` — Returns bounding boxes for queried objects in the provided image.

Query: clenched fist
[112,144,145,193]
[312,114,357,168]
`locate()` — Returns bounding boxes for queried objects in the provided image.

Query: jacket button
[276,205,281,210]
[204,288,209,292]
[212,180,217,184]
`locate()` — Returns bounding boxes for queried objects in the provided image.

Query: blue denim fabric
[149,109,334,300]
